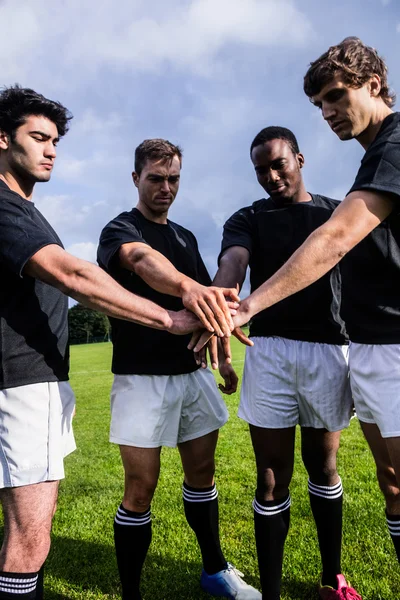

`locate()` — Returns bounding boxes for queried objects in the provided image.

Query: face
[312,73,379,140]
[133,155,181,215]
[0,115,58,182]
[251,138,304,201]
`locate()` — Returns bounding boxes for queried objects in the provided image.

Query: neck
[0,169,34,200]
[356,102,393,150]
[136,201,169,224]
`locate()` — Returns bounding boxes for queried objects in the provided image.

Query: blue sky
[2,0,399,293]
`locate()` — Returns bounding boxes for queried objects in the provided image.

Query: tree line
[68,303,111,345]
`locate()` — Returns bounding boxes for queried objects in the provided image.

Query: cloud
[66,242,98,263]
[397,23,400,33]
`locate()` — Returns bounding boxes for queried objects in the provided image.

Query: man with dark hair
[0,87,218,599]
[200,36,400,595]
[97,138,261,600]
[212,126,360,600]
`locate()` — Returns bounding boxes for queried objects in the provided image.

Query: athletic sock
[34,566,44,600]
[113,504,152,600]
[182,482,227,575]
[386,511,400,562]
[308,478,343,589]
[0,572,38,598]
[253,493,291,600]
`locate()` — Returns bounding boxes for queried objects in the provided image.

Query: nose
[267,169,280,183]
[44,141,57,159]
[322,102,336,122]
[160,179,170,193]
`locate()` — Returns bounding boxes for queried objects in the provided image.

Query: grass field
[2,339,400,599]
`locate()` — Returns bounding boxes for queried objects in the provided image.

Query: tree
[68,303,110,344]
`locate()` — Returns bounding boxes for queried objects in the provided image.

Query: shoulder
[101,210,140,234]
[225,199,269,225]
[311,194,341,210]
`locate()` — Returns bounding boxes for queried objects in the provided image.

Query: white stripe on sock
[182,485,218,503]
[114,507,151,526]
[0,574,38,594]
[253,495,291,517]
[387,517,400,536]
[308,478,343,500]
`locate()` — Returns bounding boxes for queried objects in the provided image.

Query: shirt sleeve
[349,138,400,201]
[218,207,254,264]
[97,214,149,271]
[0,201,61,277]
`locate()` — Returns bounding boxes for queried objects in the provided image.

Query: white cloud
[35,194,96,228]
[66,242,97,263]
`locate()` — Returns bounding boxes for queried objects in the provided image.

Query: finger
[232,327,254,347]
[193,330,215,352]
[202,293,232,336]
[198,299,225,337]
[220,287,241,303]
[212,290,235,333]
[188,330,203,350]
[221,336,232,364]
[194,347,207,368]
[208,336,218,370]
[188,304,215,333]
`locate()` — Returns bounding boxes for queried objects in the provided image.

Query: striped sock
[183,482,227,575]
[308,478,343,589]
[386,511,400,562]
[113,504,152,600]
[0,572,38,598]
[253,493,291,600]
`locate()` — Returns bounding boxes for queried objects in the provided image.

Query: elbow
[318,225,354,264]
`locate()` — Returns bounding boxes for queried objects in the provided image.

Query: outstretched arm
[234,189,394,327]
[24,244,200,335]
[119,241,239,336]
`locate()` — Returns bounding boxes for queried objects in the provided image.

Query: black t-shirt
[220,194,346,344]
[0,180,69,390]
[97,208,212,375]
[340,111,400,343]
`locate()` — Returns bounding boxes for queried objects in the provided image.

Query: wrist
[163,310,175,332]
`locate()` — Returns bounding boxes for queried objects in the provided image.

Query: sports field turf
[1,338,400,599]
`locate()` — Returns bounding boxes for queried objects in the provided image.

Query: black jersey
[340,112,400,344]
[97,208,212,375]
[220,194,347,344]
[0,180,69,390]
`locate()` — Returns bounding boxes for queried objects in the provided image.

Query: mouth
[41,163,53,170]
[331,121,345,133]
[268,184,286,194]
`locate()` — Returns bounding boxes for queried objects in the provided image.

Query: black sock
[0,572,38,598]
[113,504,152,600]
[183,482,227,575]
[386,511,400,562]
[253,493,291,600]
[308,478,343,589]
[35,565,44,600]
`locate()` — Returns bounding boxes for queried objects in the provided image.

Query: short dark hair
[304,37,396,108]
[0,85,73,140]
[134,138,183,175]
[250,126,300,156]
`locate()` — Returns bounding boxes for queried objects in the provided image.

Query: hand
[167,309,202,335]
[180,280,240,337]
[194,336,218,370]
[232,299,253,329]
[218,363,238,395]
[188,326,253,354]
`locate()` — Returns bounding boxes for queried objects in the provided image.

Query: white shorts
[239,336,352,431]
[110,368,229,448]
[349,343,400,438]
[0,381,76,489]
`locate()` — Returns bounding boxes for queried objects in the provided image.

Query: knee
[256,466,291,501]
[305,461,339,486]
[123,477,157,512]
[184,457,215,488]
[0,526,51,572]
[376,467,400,512]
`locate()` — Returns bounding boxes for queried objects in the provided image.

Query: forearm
[213,249,248,290]
[127,246,191,297]
[240,224,346,321]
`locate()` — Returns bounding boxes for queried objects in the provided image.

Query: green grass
[2,339,400,599]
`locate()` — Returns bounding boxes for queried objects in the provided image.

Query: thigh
[301,427,341,485]
[119,445,161,511]
[239,337,299,428]
[298,342,352,431]
[0,480,59,571]
[178,430,219,488]
[250,425,296,500]
[178,369,228,445]
[350,343,400,437]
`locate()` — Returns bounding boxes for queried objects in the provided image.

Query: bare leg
[0,480,59,572]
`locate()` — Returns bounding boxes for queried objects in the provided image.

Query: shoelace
[226,564,244,578]
[340,586,362,600]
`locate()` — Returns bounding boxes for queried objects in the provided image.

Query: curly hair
[250,126,300,157]
[304,37,396,108]
[134,139,183,175]
[0,85,73,140]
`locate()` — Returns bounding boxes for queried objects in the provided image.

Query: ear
[297,153,305,169]
[369,74,382,98]
[0,130,10,151]
[132,171,139,188]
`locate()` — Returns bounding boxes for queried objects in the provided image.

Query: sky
[1,0,399,295]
